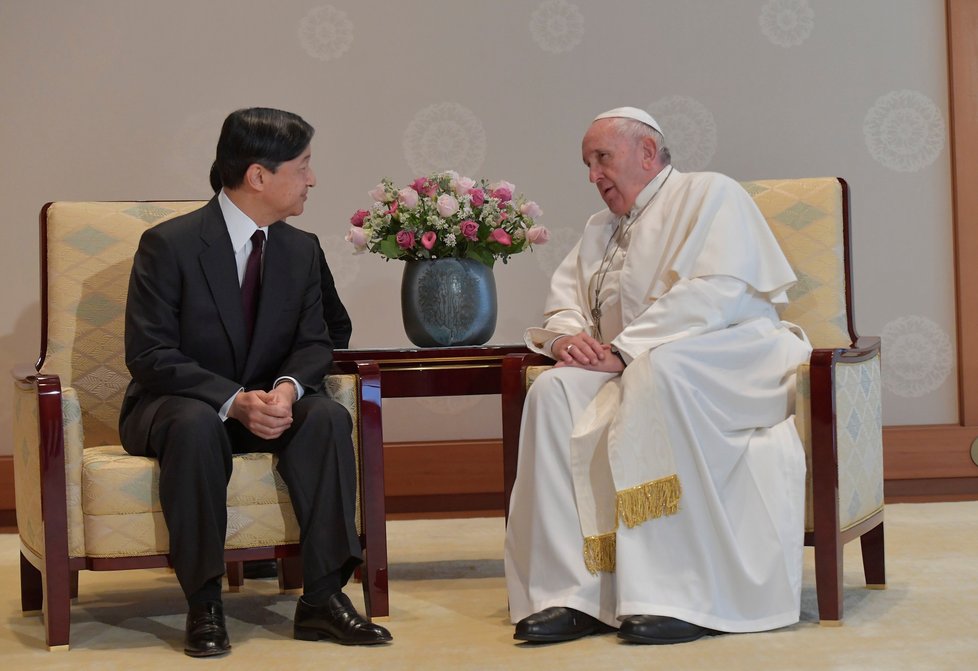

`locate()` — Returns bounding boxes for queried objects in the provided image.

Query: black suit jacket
[120,197,334,451]
[309,232,352,349]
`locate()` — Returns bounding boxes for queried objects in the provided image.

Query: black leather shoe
[618,614,720,644]
[184,601,231,657]
[294,592,392,645]
[514,607,616,643]
[242,559,278,580]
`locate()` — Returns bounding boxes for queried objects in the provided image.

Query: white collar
[218,190,268,252]
[626,166,677,222]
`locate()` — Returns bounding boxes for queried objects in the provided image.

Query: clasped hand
[228,383,296,440]
[554,332,624,373]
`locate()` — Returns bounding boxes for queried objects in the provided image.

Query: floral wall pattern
[0,0,954,450]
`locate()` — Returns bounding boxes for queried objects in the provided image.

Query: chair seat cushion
[80,445,299,557]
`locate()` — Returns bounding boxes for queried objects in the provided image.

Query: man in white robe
[504,107,813,645]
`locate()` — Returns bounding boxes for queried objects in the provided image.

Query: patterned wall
[0,0,954,448]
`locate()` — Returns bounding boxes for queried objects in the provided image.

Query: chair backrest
[39,201,207,448]
[740,178,854,349]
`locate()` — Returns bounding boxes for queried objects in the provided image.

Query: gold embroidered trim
[583,532,616,574]
[615,474,682,528]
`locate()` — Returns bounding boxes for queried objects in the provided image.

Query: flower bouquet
[346,171,548,267]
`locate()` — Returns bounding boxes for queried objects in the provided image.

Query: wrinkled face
[260,145,316,220]
[581,119,650,216]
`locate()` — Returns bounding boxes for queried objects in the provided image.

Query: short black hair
[209,107,315,192]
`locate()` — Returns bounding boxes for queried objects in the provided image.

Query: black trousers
[120,393,362,600]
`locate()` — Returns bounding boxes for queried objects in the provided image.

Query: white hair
[610,117,671,165]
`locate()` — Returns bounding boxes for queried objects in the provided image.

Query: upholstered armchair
[13,201,388,650]
[501,177,885,625]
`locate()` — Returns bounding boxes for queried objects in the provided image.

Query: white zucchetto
[593,106,664,136]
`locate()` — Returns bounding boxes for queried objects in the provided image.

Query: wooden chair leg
[814,531,844,625]
[360,453,389,617]
[361,535,389,618]
[42,555,72,649]
[860,522,886,588]
[354,360,389,618]
[226,561,244,592]
[69,570,79,600]
[278,556,303,593]
[20,552,42,614]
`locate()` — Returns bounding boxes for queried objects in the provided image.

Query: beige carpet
[3,501,978,670]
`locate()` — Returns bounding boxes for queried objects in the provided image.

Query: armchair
[13,201,389,650]
[501,177,884,625]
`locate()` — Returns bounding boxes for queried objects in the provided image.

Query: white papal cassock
[505,168,813,633]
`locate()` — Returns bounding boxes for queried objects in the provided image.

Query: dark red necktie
[241,229,265,341]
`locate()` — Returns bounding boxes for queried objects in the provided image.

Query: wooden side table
[334,345,529,515]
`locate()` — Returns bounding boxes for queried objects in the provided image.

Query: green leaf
[466,246,495,268]
[380,236,403,259]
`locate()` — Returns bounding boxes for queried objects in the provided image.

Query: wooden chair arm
[329,359,385,522]
[501,352,552,520]
[810,336,881,369]
[12,367,71,613]
[329,359,388,609]
[11,363,40,387]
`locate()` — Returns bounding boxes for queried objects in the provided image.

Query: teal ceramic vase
[400,258,497,347]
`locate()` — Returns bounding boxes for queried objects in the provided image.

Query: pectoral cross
[590,307,603,340]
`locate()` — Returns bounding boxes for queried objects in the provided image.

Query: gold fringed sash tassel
[581,475,681,574]
[583,532,616,574]
[616,474,682,528]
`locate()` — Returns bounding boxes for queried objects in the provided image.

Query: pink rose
[526,225,550,244]
[436,193,459,217]
[421,231,437,249]
[490,179,516,193]
[396,230,416,249]
[468,188,485,207]
[490,187,513,203]
[460,219,479,241]
[520,201,543,218]
[453,175,476,193]
[412,177,437,197]
[350,209,370,227]
[368,183,388,202]
[346,226,367,250]
[490,228,512,246]
[398,187,420,209]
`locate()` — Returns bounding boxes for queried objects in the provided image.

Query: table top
[334,344,529,362]
[332,344,531,396]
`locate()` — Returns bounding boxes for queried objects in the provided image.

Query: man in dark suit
[230,190,352,586]
[120,107,390,657]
